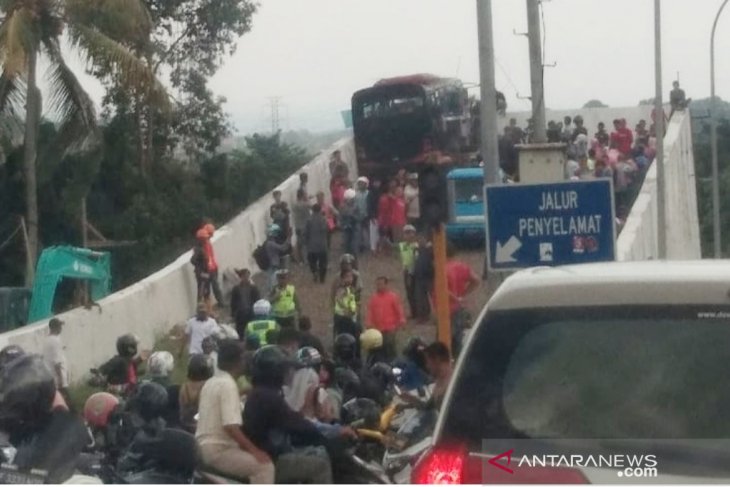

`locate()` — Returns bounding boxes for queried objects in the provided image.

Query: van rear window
[441,305,730,445]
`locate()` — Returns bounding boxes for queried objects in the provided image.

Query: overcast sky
[64,0,730,134]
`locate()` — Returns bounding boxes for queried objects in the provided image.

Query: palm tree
[0,0,166,285]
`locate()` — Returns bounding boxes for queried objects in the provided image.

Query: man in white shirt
[182,305,219,358]
[196,340,274,483]
[42,317,70,405]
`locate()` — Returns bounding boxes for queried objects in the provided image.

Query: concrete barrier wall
[0,138,356,381]
[616,111,701,261]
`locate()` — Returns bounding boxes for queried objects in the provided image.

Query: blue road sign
[485,179,616,271]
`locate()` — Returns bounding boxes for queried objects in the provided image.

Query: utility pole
[654,0,667,259]
[268,97,282,133]
[526,0,546,143]
[477,0,500,185]
[710,0,728,258]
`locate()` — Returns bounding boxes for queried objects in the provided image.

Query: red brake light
[412,445,466,484]
[413,445,590,484]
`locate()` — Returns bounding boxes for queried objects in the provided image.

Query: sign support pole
[433,224,451,353]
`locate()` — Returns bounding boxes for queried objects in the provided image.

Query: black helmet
[116,334,138,358]
[187,355,214,382]
[252,345,299,388]
[403,336,427,367]
[334,367,361,400]
[131,382,169,422]
[334,333,357,363]
[0,345,25,371]
[370,362,394,388]
[0,354,56,428]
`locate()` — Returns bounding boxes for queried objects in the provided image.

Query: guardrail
[0,138,356,381]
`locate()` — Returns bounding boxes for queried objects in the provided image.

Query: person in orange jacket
[366,276,406,362]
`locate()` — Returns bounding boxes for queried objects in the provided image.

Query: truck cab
[446,168,485,243]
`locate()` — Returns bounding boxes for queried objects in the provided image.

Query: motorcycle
[381,408,437,484]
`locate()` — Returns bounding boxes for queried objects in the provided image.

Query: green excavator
[0,246,111,331]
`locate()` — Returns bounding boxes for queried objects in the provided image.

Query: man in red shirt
[442,245,480,356]
[610,119,634,156]
[367,276,406,361]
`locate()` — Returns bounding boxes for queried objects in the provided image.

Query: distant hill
[224,129,352,156]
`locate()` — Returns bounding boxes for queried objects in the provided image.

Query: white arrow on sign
[496,236,522,263]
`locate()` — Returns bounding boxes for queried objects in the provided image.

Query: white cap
[357,176,369,185]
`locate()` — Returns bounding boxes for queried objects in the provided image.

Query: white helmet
[147,351,174,377]
[357,176,370,187]
[253,299,272,316]
[344,188,357,201]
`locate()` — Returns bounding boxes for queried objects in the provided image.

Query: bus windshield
[355,94,425,121]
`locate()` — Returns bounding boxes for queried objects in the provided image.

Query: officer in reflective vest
[333,270,361,354]
[246,299,279,346]
[269,269,300,329]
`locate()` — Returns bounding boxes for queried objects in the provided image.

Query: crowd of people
[0,146,484,483]
[10,296,454,483]
[500,109,672,225]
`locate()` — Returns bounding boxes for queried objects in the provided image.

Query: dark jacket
[230,283,260,326]
[304,213,329,254]
[243,386,323,458]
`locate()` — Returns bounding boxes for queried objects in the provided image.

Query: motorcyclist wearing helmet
[197,340,274,483]
[246,299,279,346]
[99,334,146,397]
[244,345,332,484]
[143,351,179,428]
[360,328,389,369]
[0,354,89,483]
[333,333,361,372]
[0,344,25,371]
[290,347,356,440]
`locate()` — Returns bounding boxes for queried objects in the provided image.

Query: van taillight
[412,445,466,484]
[413,445,590,484]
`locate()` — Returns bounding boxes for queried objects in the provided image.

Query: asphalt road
[252,234,492,353]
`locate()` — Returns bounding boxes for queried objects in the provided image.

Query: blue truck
[445,168,486,244]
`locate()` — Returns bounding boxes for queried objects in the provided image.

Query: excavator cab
[26,246,111,323]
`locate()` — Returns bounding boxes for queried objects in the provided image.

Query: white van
[413,261,730,484]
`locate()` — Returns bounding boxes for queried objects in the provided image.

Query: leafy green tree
[96,0,257,169]
[0,0,165,283]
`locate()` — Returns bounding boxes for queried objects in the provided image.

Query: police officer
[268,269,300,330]
[333,269,361,354]
[246,300,280,346]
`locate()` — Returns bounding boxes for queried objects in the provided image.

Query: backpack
[253,243,271,271]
